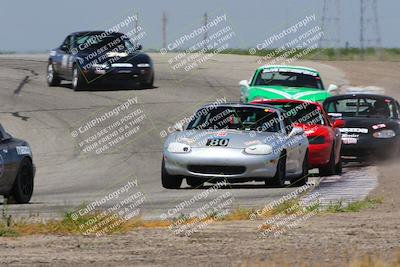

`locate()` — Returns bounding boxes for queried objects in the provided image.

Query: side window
[61,36,73,52]
[283,116,293,134]
[326,102,334,112]
[395,101,400,118]
[0,125,4,140]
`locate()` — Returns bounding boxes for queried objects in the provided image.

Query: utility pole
[162,11,167,49]
[203,12,208,49]
[360,0,364,59]
[134,12,139,46]
[319,0,341,49]
[360,0,382,60]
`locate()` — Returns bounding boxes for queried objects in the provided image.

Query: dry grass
[0,212,173,236]
[0,194,381,237]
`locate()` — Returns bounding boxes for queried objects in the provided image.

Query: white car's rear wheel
[292,150,309,186]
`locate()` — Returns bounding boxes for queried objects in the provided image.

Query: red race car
[252,99,345,176]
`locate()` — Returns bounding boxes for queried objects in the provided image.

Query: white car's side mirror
[174,123,184,132]
[239,80,249,87]
[327,84,338,93]
[288,126,304,138]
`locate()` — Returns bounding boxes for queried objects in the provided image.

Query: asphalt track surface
[0,53,376,219]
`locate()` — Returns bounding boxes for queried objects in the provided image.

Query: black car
[0,124,35,204]
[47,31,154,90]
[323,94,400,161]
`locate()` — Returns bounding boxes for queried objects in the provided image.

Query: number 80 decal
[206,138,229,147]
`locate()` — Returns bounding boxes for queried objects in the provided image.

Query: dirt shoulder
[0,60,399,267]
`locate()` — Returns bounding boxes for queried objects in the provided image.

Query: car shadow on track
[180,184,300,190]
[58,82,158,91]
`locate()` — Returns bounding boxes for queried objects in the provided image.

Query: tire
[47,62,61,86]
[8,158,34,204]
[292,150,309,186]
[186,177,204,188]
[266,152,286,187]
[335,152,343,175]
[72,65,85,91]
[140,73,154,89]
[319,146,336,176]
[161,158,182,189]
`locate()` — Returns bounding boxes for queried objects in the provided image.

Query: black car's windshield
[75,34,136,52]
[254,70,324,89]
[187,107,281,132]
[267,102,325,125]
[325,97,397,118]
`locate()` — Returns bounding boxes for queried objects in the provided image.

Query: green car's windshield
[187,107,281,132]
[325,97,397,118]
[254,70,324,89]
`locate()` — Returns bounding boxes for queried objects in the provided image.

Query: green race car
[239,65,338,103]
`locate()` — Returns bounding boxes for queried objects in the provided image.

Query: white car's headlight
[167,142,191,153]
[244,144,273,155]
[137,63,150,67]
[373,129,396,138]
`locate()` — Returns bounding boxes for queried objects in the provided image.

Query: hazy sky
[0,0,398,52]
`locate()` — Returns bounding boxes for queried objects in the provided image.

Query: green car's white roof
[257,65,320,75]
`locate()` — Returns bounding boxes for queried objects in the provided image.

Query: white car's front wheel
[266,152,286,187]
[161,159,182,189]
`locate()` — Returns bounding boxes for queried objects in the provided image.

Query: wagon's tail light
[372,130,395,139]
[167,142,191,153]
[245,144,273,155]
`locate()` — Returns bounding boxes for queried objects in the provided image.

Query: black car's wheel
[140,73,154,89]
[266,152,286,187]
[72,65,85,91]
[47,62,61,86]
[293,150,309,186]
[186,177,204,188]
[8,158,34,204]
[161,158,182,189]
[319,146,336,176]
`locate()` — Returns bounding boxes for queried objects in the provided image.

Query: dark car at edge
[0,124,35,204]
[47,31,154,90]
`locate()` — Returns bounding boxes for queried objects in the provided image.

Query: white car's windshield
[187,107,281,132]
